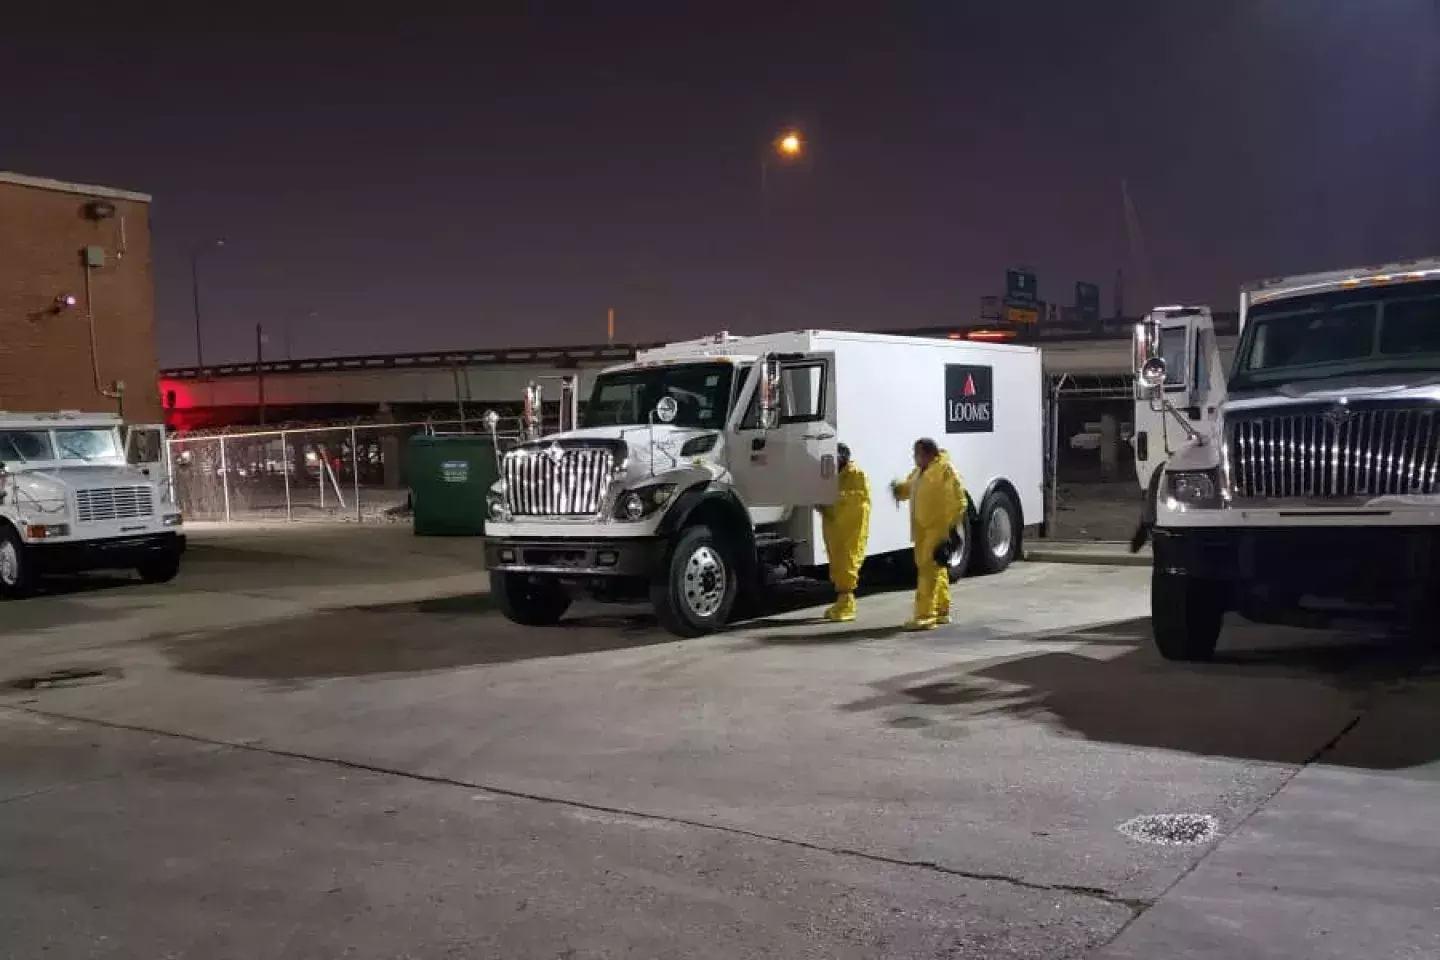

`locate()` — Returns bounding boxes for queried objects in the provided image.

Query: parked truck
[1132,257,1440,660]
[482,329,1044,637]
[0,412,184,598]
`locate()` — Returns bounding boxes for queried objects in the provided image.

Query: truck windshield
[1232,279,1440,389]
[53,428,121,461]
[583,362,736,430]
[0,430,55,463]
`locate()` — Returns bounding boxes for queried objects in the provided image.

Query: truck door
[729,352,839,524]
[125,423,174,506]
[1132,307,1224,491]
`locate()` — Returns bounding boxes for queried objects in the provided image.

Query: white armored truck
[0,412,184,598]
[483,330,1044,636]
[1133,257,1440,660]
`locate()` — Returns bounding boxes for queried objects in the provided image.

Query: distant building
[0,171,161,422]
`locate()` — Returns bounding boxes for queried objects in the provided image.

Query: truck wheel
[1151,567,1225,662]
[653,525,737,638]
[492,571,571,626]
[0,526,37,599]
[136,553,181,584]
[945,513,975,584]
[973,490,1021,575]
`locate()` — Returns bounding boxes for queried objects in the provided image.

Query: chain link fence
[170,418,525,523]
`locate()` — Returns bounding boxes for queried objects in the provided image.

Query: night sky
[3,2,1437,367]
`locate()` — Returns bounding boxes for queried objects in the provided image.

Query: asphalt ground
[0,523,1436,959]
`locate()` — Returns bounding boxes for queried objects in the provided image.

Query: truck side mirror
[1132,319,1164,400]
[1138,357,1168,397]
[759,356,782,431]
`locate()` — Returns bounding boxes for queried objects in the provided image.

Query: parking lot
[1,524,1437,959]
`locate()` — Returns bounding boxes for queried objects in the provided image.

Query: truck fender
[1130,467,1165,553]
[656,482,757,578]
[977,477,1023,525]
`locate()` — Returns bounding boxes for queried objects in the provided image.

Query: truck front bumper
[29,531,186,575]
[1154,525,1440,601]
[483,537,665,579]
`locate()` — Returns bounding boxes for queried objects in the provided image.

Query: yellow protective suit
[818,461,871,621]
[892,451,969,628]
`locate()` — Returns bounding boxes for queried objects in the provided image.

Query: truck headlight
[162,513,184,527]
[23,524,69,539]
[486,492,512,522]
[1166,470,1222,507]
[615,483,676,521]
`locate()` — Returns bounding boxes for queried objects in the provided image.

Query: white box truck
[1132,257,1440,660]
[0,412,184,598]
[482,329,1044,637]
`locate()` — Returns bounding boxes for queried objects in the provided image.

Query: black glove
[932,529,962,566]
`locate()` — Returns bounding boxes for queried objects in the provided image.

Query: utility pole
[256,323,266,426]
[190,238,225,373]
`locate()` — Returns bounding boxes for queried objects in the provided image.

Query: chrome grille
[1227,405,1440,500]
[503,445,617,516]
[75,486,155,523]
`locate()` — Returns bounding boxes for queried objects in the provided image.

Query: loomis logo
[944,364,994,434]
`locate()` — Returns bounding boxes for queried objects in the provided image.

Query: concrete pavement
[0,524,1436,958]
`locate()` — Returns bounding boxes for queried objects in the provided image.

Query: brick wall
[0,174,162,423]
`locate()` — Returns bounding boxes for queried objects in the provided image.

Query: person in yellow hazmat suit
[817,443,870,622]
[890,437,969,630]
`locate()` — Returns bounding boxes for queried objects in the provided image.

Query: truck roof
[627,329,1039,370]
[1245,256,1440,305]
[0,411,124,428]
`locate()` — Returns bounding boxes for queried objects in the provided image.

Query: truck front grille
[504,445,617,517]
[75,486,155,523]
[1227,404,1440,500]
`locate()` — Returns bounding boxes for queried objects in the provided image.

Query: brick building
[0,170,162,423]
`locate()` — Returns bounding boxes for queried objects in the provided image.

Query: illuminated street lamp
[761,129,806,193]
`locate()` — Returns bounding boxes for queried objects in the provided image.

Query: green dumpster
[407,435,500,536]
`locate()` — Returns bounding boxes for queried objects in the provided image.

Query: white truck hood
[1227,371,1440,413]
[521,424,716,479]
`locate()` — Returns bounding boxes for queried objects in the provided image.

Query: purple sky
[3,2,1437,367]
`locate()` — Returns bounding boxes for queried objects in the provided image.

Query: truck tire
[0,525,37,600]
[653,524,737,638]
[492,571,571,626]
[137,553,181,584]
[945,513,975,584]
[972,490,1021,575]
[1151,567,1225,662]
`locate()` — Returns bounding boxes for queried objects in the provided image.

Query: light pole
[190,238,225,373]
[760,129,804,194]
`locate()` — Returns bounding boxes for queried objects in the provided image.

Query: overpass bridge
[159,322,1239,430]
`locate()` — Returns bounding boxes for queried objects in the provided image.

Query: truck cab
[481,332,839,637]
[1133,258,1440,660]
[0,412,185,598]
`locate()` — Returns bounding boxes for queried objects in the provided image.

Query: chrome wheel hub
[947,523,968,571]
[681,545,726,619]
[0,540,18,586]
[987,507,1014,559]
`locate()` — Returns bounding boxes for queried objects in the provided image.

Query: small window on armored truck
[739,360,827,427]
[127,427,163,465]
[1159,326,1189,388]
[778,362,825,423]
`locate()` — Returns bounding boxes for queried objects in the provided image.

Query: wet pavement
[0,524,1436,958]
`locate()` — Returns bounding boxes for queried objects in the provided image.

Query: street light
[190,237,225,373]
[761,129,806,193]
